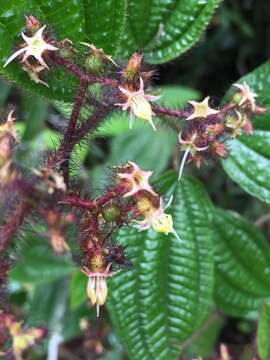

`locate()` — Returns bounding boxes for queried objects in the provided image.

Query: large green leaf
[0,0,126,100]
[213,208,270,318]
[222,60,270,203]
[118,0,221,64]
[10,244,74,284]
[83,0,127,55]
[107,175,214,360]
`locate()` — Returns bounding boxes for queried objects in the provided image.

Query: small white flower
[116,77,160,130]
[186,96,219,120]
[4,25,58,69]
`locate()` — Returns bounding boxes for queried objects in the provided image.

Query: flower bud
[58,46,75,60]
[232,92,242,106]
[102,203,121,222]
[123,53,143,81]
[25,15,41,32]
[211,141,228,158]
[84,54,104,75]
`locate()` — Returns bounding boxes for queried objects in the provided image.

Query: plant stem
[62,184,126,211]
[46,104,109,171]
[0,201,31,253]
[60,80,88,185]
[152,104,189,118]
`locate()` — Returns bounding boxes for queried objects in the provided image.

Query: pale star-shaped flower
[186,96,219,120]
[116,77,160,130]
[82,264,119,317]
[4,25,58,69]
[118,161,157,197]
[233,81,257,111]
[135,196,174,235]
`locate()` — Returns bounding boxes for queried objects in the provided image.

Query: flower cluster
[59,161,178,316]
[176,83,265,180]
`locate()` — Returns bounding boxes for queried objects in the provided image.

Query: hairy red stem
[0,202,31,253]
[60,80,89,185]
[62,185,126,211]
[152,104,190,118]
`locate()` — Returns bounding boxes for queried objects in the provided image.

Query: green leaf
[118,0,221,64]
[257,301,270,360]
[70,270,87,309]
[83,0,127,55]
[0,0,127,100]
[10,244,74,284]
[0,78,12,107]
[107,175,214,360]
[183,314,223,359]
[213,208,270,318]
[222,60,270,203]
[157,85,200,108]
[22,95,48,140]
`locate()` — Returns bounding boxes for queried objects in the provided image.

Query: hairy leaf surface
[107,175,214,360]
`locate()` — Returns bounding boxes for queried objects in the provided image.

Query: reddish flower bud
[25,15,41,32]
[212,141,229,158]
[189,154,205,169]
[243,119,254,135]
[123,53,143,81]
[254,105,267,115]
[205,123,225,138]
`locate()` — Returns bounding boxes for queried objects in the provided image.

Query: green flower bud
[232,92,242,105]
[84,55,104,75]
[102,204,121,222]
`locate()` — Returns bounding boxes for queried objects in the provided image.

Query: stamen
[178,147,190,181]
[172,228,181,242]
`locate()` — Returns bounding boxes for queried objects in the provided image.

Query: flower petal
[4,47,27,67]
